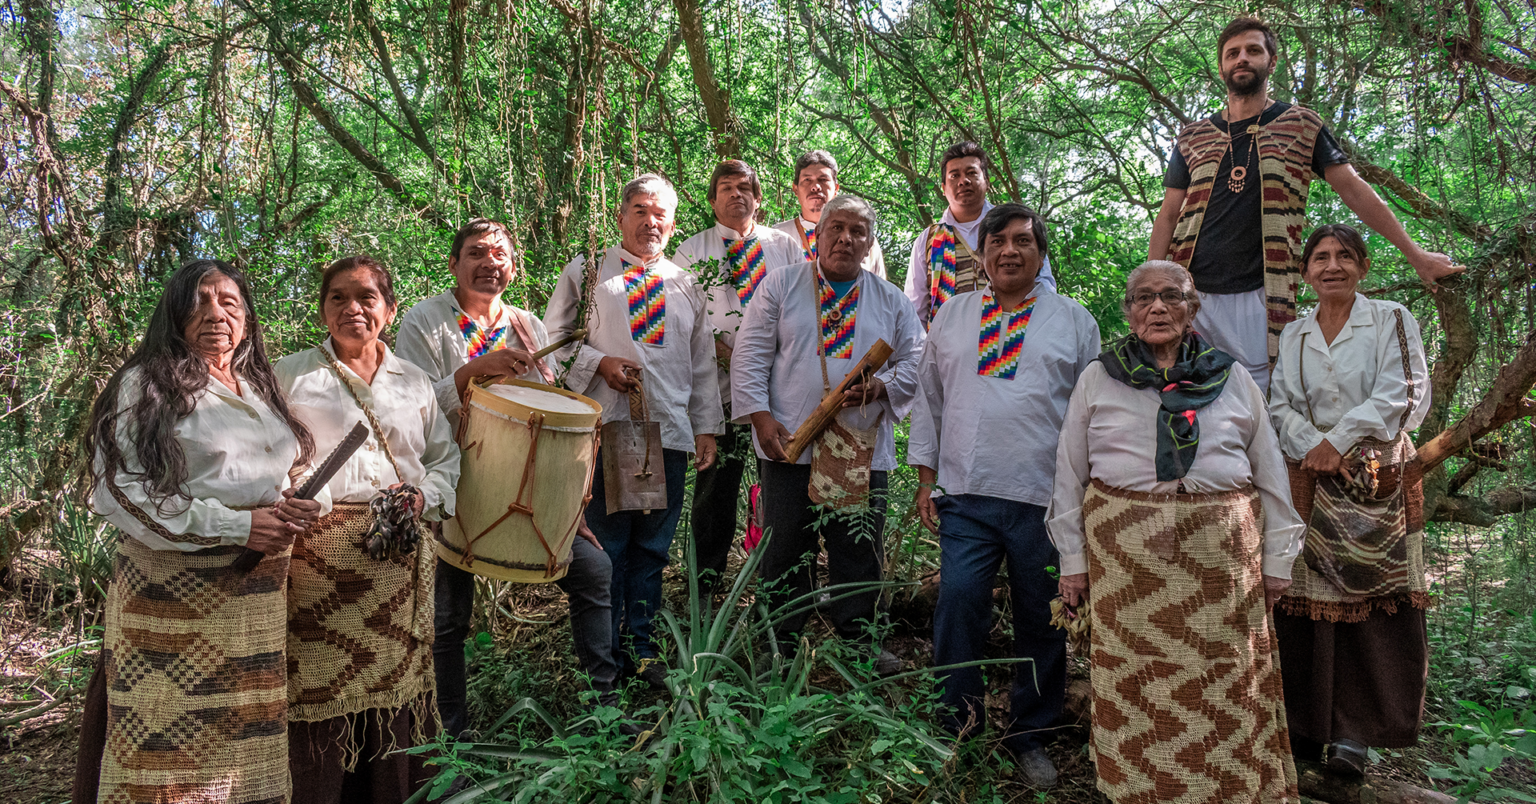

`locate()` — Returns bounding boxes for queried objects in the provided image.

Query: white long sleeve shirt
[275,339,461,520]
[1046,361,1304,579]
[90,367,331,551]
[771,215,888,280]
[907,284,1101,507]
[1269,294,1430,461]
[731,260,925,470]
[395,290,553,429]
[903,201,1057,321]
[544,246,723,452]
[673,221,803,409]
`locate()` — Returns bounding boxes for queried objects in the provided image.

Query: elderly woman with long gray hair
[76,259,326,804]
[1047,260,1305,804]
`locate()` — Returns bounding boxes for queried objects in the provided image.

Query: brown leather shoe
[1326,739,1368,777]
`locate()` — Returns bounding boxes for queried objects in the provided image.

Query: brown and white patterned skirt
[286,503,435,770]
[99,537,291,804]
[1082,479,1298,804]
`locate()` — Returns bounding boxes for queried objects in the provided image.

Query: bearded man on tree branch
[1149,16,1462,392]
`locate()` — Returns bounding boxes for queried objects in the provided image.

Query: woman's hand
[1263,575,1291,611]
[387,482,425,517]
[1059,573,1089,608]
[248,506,308,555]
[1300,440,1343,475]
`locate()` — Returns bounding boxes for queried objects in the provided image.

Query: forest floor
[2,547,1531,803]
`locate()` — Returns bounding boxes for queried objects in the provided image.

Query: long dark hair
[86,260,315,515]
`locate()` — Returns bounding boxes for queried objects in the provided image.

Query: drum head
[484,382,599,415]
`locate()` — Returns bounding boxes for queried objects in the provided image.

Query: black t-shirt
[1163,102,1349,295]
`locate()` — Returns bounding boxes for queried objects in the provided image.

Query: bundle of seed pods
[365,483,421,561]
[1049,596,1092,654]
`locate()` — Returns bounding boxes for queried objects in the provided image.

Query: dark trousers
[584,447,689,672]
[757,461,887,642]
[433,535,617,739]
[287,706,436,804]
[931,494,1065,752]
[689,422,751,585]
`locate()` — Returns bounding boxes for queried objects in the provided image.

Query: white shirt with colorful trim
[544,246,723,452]
[903,201,1057,323]
[731,260,924,470]
[907,284,1100,508]
[771,215,888,280]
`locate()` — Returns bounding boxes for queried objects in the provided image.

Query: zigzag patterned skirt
[1082,479,1298,804]
[99,537,291,804]
[286,504,435,768]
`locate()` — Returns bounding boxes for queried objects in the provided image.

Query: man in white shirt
[772,150,887,279]
[394,219,619,737]
[545,174,722,687]
[733,194,923,673]
[674,160,801,591]
[909,204,1100,788]
[904,141,1056,327]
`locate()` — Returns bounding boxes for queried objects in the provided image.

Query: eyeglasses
[1126,290,1189,308]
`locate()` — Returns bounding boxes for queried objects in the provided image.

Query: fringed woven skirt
[98,537,291,804]
[285,503,437,804]
[1082,479,1298,804]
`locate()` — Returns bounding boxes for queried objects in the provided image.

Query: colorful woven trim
[623,259,666,345]
[724,236,767,305]
[977,293,1036,379]
[927,225,959,317]
[803,222,818,259]
[817,273,859,359]
[458,311,509,360]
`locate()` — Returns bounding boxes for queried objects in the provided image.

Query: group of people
[71,15,1460,804]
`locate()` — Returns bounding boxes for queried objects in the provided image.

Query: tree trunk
[672,0,738,158]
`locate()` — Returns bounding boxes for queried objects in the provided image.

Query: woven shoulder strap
[320,345,405,481]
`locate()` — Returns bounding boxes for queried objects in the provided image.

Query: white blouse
[395,290,553,429]
[544,246,723,452]
[1046,361,1304,579]
[1269,294,1430,461]
[770,215,888,279]
[731,260,925,471]
[673,221,803,408]
[91,366,330,551]
[275,340,461,520]
[907,284,1101,507]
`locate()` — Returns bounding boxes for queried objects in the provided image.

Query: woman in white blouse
[1047,261,1304,804]
[78,260,324,804]
[275,256,460,804]
[1268,224,1432,777]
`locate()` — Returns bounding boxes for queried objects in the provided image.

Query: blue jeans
[932,494,1065,752]
[585,447,688,672]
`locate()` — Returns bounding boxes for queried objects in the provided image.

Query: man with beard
[1149,16,1459,391]
[673,160,801,591]
[905,141,1055,328]
[773,150,887,278]
[545,174,721,689]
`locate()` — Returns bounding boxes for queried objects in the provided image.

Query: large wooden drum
[436,379,602,583]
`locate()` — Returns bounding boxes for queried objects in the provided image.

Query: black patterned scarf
[1099,332,1235,482]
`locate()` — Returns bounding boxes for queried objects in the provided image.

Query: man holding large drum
[395,219,619,738]
[545,174,722,689]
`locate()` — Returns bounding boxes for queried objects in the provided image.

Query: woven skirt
[286,503,435,771]
[98,537,291,804]
[1082,479,1298,804]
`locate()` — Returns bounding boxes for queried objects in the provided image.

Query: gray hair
[619,173,678,211]
[817,194,877,237]
[1122,260,1202,318]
